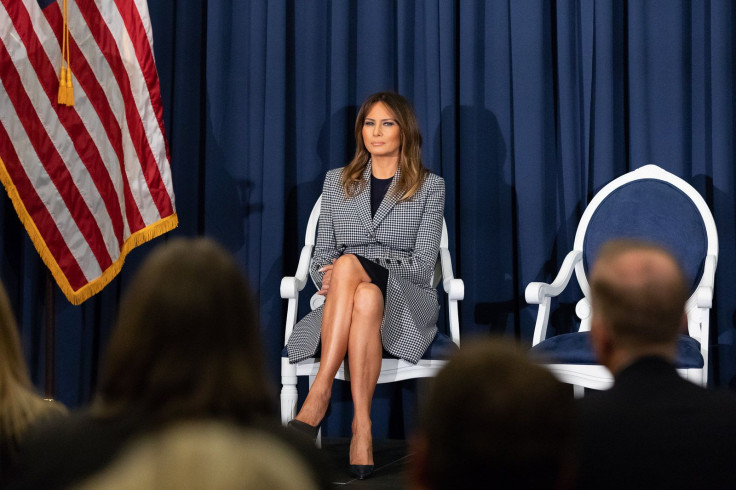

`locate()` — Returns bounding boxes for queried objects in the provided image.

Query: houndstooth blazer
[287,161,445,364]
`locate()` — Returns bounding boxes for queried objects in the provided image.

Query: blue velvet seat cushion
[529,332,703,369]
[282,331,458,361]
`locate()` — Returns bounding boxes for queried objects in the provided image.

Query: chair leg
[573,385,584,399]
[281,374,298,426]
[280,385,298,425]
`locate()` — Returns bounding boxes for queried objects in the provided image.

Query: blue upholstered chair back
[582,179,708,294]
[527,165,717,388]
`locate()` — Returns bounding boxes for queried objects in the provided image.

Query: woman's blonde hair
[0,281,66,456]
[78,421,320,490]
[341,92,428,200]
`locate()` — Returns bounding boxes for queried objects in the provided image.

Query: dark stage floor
[321,438,411,489]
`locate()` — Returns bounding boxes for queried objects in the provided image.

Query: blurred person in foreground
[9,238,328,489]
[77,420,321,490]
[409,338,576,490]
[577,239,736,489]
[0,279,66,481]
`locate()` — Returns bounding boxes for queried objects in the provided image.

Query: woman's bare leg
[295,254,371,426]
[347,282,384,466]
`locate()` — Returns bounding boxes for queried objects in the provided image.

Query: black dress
[352,174,393,299]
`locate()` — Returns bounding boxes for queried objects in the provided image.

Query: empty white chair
[526,165,717,396]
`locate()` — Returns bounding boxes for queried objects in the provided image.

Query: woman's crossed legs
[294,254,383,466]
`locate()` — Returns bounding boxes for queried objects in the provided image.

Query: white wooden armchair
[525,165,717,396]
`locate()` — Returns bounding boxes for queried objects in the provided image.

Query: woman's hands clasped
[317,261,334,296]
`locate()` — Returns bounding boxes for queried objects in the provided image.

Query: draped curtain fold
[3,0,735,438]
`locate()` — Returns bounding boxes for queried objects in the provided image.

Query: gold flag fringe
[0,156,178,305]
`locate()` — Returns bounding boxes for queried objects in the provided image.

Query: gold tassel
[65,65,73,105]
[57,0,73,106]
[57,67,67,105]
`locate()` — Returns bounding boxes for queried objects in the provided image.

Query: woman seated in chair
[286,91,445,479]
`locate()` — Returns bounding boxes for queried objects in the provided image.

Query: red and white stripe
[0,0,176,304]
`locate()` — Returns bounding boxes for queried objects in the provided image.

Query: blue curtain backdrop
[2,0,736,438]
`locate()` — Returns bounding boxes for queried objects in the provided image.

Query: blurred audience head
[77,420,321,490]
[93,237,272,423]
[0,278,66,460]
[411,338,575,490]
[590,239,688,370]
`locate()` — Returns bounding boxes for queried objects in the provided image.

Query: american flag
[0,0,177,304]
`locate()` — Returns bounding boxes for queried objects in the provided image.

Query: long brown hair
[341,92,428,200]
[0,280,66,456]
[93,238,273,424]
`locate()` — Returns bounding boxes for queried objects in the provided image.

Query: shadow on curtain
[2,0,736,438]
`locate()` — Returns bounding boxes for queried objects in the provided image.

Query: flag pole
[44,271,56,399]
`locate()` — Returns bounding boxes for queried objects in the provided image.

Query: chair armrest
[684,254,716,366]
[439,247,454,280]
[280,244,314,299]
[694,254,716,309]
[525,250,582,304]
[695,285,713,309]
[576,297,593,332]
[280,277,299,299]
[527,250,583,346]
[310,293,325,310]
[437,246,463,345]
[443,278,464,300]
[439,247,464,300]
[282,244,314,343]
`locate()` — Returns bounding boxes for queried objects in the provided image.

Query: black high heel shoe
[287,419,320,441]
[288,400,331,442]
[349,435,374,480]
[349,464,374,480]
